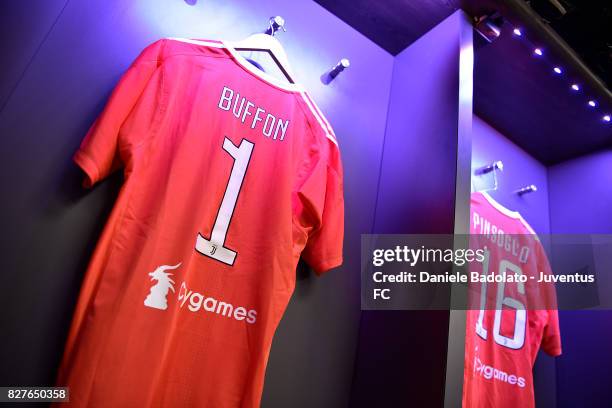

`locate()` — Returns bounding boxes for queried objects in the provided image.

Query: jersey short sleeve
[73,39,166,187]
[541,309,562,356]
[535,243,562,356]
[298,136,344,275]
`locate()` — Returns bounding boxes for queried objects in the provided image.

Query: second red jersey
[463,192,561,408]
[57,38,344,407]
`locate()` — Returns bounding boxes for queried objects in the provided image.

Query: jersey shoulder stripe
[302,91,336,138]
[165,37,224,48]
[480,192,539,237]
[299,91,338,146]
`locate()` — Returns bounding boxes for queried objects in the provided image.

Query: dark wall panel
[350,12,472,407]
[0,0,68,109]
[0,1,394,407]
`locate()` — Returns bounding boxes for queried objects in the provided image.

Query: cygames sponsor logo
[473,356,526,388]
[177,282,257,324]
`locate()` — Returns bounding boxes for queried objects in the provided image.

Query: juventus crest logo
[144,263,181,310]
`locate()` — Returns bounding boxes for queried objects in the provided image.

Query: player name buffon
[217,86,290,141]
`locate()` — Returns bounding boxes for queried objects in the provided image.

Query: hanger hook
[515,184,538,195]
[265,16,286,36]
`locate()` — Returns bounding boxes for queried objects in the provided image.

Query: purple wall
[548,150,612,233]
[0,0,67,109]
[471,116,551,234]
[0,1,393,407]
[548,150,612,407]
[351,12,472,407]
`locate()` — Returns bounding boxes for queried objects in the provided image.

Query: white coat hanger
[473,161,503,192]
[228,16,296,84]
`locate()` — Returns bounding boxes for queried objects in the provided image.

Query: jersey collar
[221,41,303,93]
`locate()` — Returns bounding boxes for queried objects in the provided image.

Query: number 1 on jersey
[195,137,254,265]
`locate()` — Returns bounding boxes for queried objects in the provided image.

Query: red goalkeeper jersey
[463,192,561,408]
[56,38,344,407]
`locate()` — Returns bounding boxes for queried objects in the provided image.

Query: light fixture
[474,13,503,43]
[511,24,606,125]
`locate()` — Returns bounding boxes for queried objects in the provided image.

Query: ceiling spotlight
[588,100,597,107]
[534,48,543,56]
[553,67,562,74]
[604,115,611,123]
[571,84,580,91]
[513,28,522,36]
